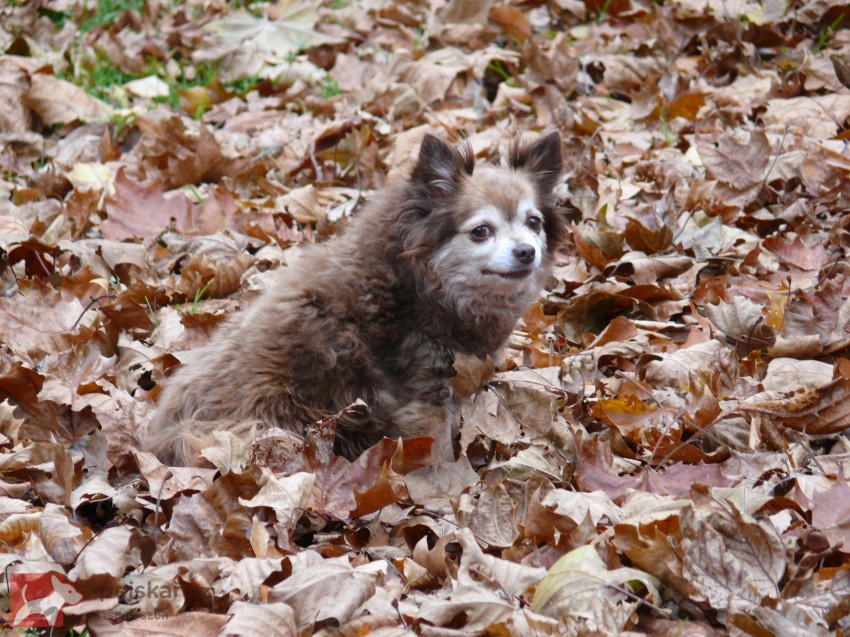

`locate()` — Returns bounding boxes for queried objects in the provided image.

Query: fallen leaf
[23,73,112,125]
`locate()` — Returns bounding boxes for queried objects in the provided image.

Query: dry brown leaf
[532,545,659,627]
[489,5,530,40]
[5,1,850,633]
[415,579,515,631]
[166,470,260,561]
[677,487,786,608]
[455,479,520,548]
[739,379,850,435]
[404,457,479,509]
[102,168,189,241]
[643,339,736,388]
[696,130,770,190]
[23,73,113,125]
[0,283,100,362]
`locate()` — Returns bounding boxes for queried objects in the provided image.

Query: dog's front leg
[387,332,459,461]
[392,398,459,461]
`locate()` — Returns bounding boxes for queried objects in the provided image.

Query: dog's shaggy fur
[144,132,565,465]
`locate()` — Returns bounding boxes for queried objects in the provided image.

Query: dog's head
[402,132,565,308]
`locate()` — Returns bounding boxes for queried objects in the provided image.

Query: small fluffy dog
[145,132,565,465]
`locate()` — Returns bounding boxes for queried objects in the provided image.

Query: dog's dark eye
[470,225,493,241]
[527,217,543,233]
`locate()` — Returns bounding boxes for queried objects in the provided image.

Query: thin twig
[72,293,115,331]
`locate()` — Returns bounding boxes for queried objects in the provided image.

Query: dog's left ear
[413,134,474,200]
[510,131,563,195]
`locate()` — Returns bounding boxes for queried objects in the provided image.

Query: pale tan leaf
[39,503,93,566]
[0,512,41,542]
[456,528,545,598]
[763,95,850,140]
[415,580,515,630]
[69,526,141,580]
[697,130,770,190]
[88,611,228,636]
[403,457,479,509]
[532,545,660,616]
[201,430,253,474]
[23,74,113,125]
[268,560,378,629]
[455,480,519,548]
[202,5,342,61]
[238,470,314,523]
[761,358,834,393]
[221,601,297,637]
[643,340,730,387]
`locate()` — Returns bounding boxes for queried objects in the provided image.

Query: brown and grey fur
[144,132,565,465]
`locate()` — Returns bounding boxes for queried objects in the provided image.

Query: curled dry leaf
[739,379,850,435]
[201,430,253,474]
[404,457,479,509]
[455,527,545,598]
[39,503,93,566]
[0,283,100,362]
[165,470,262,561]
[532,545,661,624]
[414,579,515,631]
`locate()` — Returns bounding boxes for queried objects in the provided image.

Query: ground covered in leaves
[2,0,850,634]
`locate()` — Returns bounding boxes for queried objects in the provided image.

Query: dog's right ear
[509,131,562,196]
[412,134,474,200]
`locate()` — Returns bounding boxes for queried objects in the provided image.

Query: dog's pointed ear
[412,134,474,199]
[510,131,563,195]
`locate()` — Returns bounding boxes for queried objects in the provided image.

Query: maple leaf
[199,2,343,67]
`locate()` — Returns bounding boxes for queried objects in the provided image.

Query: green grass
[321,76,342,99]
[595,0,614,24]
[144,296,159,327]
[190,281,212,314]
[814,13,844,54]
[487,60,513,84]
[78,0,145,33]
[39,7,72,29]
[659,112,677,147]
[226,74,262,95]
[61,54,137,103]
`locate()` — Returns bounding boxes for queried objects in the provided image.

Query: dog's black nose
[513,243,536,264]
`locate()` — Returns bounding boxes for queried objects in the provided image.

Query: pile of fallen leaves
[2,0,850,634]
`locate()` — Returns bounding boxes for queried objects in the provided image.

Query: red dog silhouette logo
[9,572,82,627]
